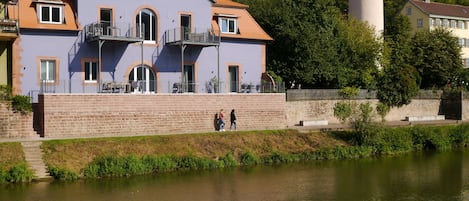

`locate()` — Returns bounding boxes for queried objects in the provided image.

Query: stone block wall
[0,102,36,138]
[38,94,286,138]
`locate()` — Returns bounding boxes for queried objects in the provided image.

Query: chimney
[424,0,431,3]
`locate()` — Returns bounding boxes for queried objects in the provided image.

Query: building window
[459,38,465,47]
[84,61,98,82]
[136,8,157,42]
[38,4,63,24]
[443,19,449,28]
[417,19,423,28]
[465,58,469,68]
[459,21,465,29]
[436,19,442,27]
[219,18,237,34]
[40,60,56,82]
[451,20,457,28]
[466,39,469,48]
[406,7,412,15]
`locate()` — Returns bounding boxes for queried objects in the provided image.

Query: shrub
[11,95,32,114]
[376,102,390,122]
[0,85,12,101]
[450,124,469,148]
[338,87,359,99]
[240,151,260,166]
[6,164,34,183]
[334,102,352,124]
[48,166,79,181]
[219,153,238,168]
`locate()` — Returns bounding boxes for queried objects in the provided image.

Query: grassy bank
[42,130,347,179]
[0,142,34,183]
[3,123,469,182]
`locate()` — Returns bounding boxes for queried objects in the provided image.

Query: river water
[1,150,469,201]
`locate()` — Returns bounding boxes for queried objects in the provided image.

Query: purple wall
[19,0,267,99]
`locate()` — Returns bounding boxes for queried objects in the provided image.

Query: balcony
[165,27,220,46]
[84,22,143,43]
[0,18,17,40]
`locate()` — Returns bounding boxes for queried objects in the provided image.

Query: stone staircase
[21,141,51,180]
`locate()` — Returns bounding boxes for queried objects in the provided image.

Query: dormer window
[34,1,65,24]
[216,14,238,34]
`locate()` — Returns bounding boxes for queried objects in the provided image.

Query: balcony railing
[164,27,220,46]
[84,22,143,42]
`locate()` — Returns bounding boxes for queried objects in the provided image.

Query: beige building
[402,0,469,67]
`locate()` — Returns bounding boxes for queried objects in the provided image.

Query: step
[20,141,51,180]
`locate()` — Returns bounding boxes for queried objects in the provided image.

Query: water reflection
[1,151,469,201]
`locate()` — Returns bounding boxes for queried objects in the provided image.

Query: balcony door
[181,14,191,40]
[183,64,194,92]
[129,65,156,93]
[229,65,239,92]
[100,8,113,35]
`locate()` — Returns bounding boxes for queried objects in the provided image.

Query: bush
[450,124,469,148]
[0,85,12,101]
[11,95,32,114]
[219,153,238,168]
[240,151,260,166]
[48,166,79,181]
[6,164,34,183]
[376,102,390,122]
[334,102,352,124]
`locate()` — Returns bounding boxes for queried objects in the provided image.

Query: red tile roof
[410,0,469,18]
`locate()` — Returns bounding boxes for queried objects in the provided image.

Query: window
[451,20,457,28]
[417,19,423,28]
[406,7,412,15]
[38,4,63,24]
[465,58,469,68]
[430,18,435,27]
[444,19,449,28]
[459,38,465,47]
[459,21,465,29]
[219,18,237,34]
[136,8,156,42]
[466,39,469,48]
[84,61,98,82]
[436,19,441,27]
[40,60,56,82]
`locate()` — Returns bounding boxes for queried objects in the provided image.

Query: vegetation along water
[1,123,469,183]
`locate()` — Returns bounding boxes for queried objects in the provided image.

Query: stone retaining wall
[38,94,286,138]
[0,102,36,138]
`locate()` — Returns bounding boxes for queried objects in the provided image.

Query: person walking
[219,109,226,131]
[230,109,237,131]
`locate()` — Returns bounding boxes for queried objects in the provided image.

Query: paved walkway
[0,120,465,143]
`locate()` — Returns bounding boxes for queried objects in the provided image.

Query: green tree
[378,15,419,107]
[236,0,381,89]
[411,29,464,89]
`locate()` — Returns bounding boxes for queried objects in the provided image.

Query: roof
[213,0,249,9]
[410,0,469,18]
[212,1,272,41]
[15,0,80,31]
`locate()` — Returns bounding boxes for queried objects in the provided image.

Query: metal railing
[84,22,142,41]
[164,27,220,45]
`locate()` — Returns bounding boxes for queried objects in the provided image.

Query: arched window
[136,8,156,42]
[129,65,156,93]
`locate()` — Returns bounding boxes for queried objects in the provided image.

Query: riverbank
[1,123,469,182]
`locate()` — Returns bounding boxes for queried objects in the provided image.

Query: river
[1,150,469,201]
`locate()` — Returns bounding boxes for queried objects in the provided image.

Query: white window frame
[459,38,465,47]
[465,58,469,68]
[459,21,465,29]
[451,20,457,28]
[219,17,237,34]
[136,8,156,43]
[436,19,441,27]
[84,61,98,83]
[38,4,64,24]
[41,60,56,83]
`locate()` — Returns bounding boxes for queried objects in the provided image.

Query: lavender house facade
[14,0,272,101]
